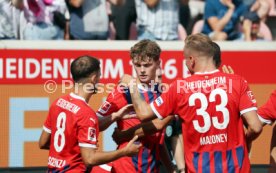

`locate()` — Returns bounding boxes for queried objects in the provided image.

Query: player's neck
[194,62,217,74]
[138,79,157,89]
[73,90,92,103]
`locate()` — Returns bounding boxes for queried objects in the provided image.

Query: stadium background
[0,41,275,172]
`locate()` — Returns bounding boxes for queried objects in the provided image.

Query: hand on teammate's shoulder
[222,65,235,74]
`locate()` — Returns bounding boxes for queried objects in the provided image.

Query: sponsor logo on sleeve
[99,101,111,114]
[247,91,256,103]
[88,127,97,142]
[155,97,163,106]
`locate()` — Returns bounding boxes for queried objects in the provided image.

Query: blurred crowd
[0,0,275,41]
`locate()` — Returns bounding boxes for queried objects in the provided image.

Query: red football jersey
[97,85,163,173]
[43,93,99,173]
[91,163,113,173]
[258,90,276,124]
[150,70,257,173]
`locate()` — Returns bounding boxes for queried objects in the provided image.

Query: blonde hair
[185,33,215,58]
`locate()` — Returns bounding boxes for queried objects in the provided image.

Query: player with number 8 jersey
[39,56,141,173]
[43,92,99,172]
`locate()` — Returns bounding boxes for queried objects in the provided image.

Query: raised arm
[206,1,235,32]
[80,135,141,167]
[99,104,133,131]
[130,81,156,121]
[113,116,174,144]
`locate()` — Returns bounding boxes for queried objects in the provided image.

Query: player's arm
[39,111,52,150]
[242,110,263,151]
[257,90,276,126]
[121,75,176,121]
[39,130,51,150]
[112,116,173,144]
[80,136,141,167]
[98,104,133,131]
[159,144,176,173]
[205,0,235,32]
[129,80,156,121]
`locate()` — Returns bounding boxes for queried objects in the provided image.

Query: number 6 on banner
[54,112,66,152]
[189,88,229,133]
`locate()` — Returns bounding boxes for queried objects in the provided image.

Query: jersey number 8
[189,88,229,133]
[54,112,66,152]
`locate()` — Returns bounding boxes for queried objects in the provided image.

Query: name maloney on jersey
[200,133,227,146]
[184,77,228,90]
[48,156,66,168]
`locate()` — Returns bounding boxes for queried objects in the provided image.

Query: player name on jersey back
[48,156,66,168]
[56,98,80,114]
[200,133,227,146]
[182,76,229,90]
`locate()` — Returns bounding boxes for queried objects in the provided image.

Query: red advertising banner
[0,50,276,84]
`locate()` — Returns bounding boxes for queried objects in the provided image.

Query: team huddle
[39,33,276,173]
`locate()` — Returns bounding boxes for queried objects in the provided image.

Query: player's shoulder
[106,84,127,100]
[49,94,69,108]
[271,90,276,96]
[67,93,96,116]
[268,90,276,101]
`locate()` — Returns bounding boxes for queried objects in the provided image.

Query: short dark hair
[71,55,100,83]
[130,39,161,63]
[212,42,221,68]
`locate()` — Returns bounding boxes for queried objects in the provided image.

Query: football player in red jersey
[96,40,176,173]
[124,33,263,173]
[222,65,276,173]
[39,55,141,173]
[256,91,276,173]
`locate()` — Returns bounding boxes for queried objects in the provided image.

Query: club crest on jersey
[155,97,163,106]
[247,91,256,103]
[88,127,97,142]
[99,101,111,114]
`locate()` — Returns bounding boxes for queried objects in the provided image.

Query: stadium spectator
[135,0,185,40]
[243,0,270,20]
[202,0,247,40]
[241,11,266,41]
[39,55,141,172]
[0,0,23,39]
[123,33,263,173]
[179,0,191,32]
[96,40,175,173]
[65,0,124,40]
[22,0,68,40]
[111,0,136,40]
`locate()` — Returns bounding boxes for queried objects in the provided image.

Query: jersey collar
[70,92,86,103]
[194,69,220,75]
